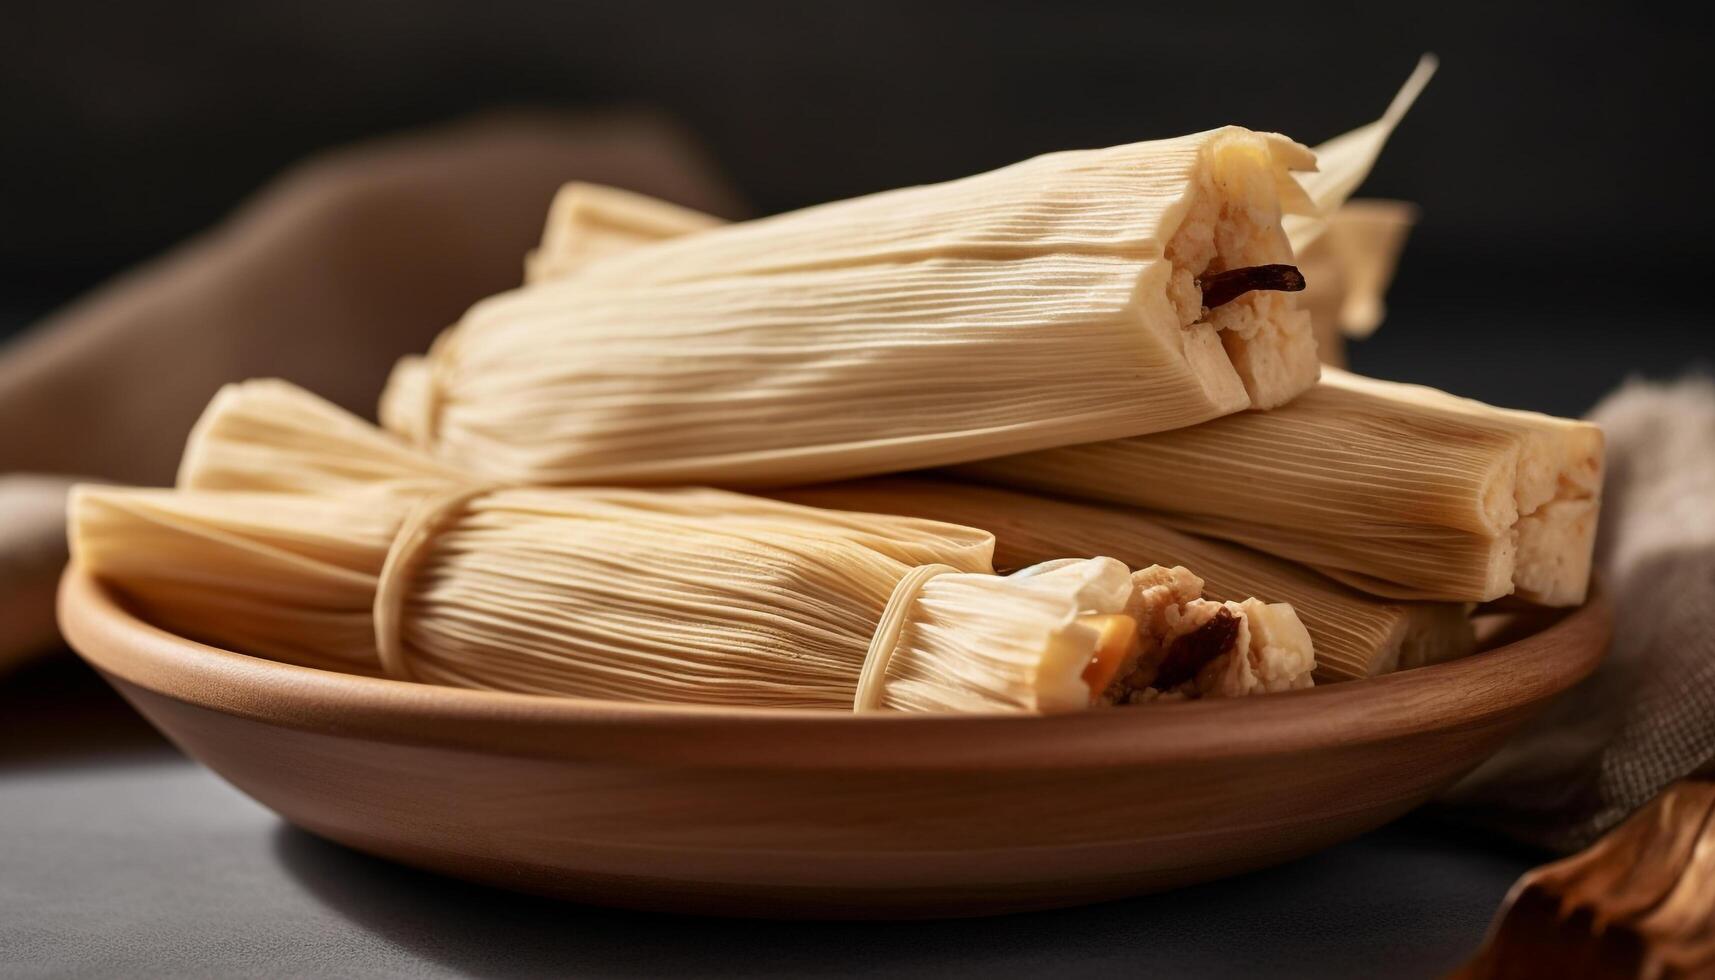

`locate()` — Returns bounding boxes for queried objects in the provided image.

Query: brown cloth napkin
[1443,376,1715,850]
[0,111,742,671]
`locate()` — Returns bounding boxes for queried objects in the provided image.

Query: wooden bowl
[58,566,1610,919]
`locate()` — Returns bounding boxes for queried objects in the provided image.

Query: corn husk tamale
[1297,200,1418,366]
[522,183,723,285]
[73,483,1080,710]
[102,379,1317,710]
[521,189,1417,372]
[517,61,1431,378]
[960,368,1604,606]
[781,478,1473,680]
[524,181,711,282]
[524,61,1435,290]
[378,126,1321,487]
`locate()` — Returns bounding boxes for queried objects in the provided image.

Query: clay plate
[58,566,1610,919]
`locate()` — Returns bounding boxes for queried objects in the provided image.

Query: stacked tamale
[72,60,1604,714]
[959,368,1603,606]
[78,382,1319,711]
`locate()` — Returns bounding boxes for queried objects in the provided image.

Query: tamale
[379,126,1321,486]
[517,188,1416,372]
[178,379,469,501]
[73,486,1312,711]
[1296,200,1418,366]
[523,62,1435,291]
[782,478,1474,680]
[522,183,723,285]
[517,61,1431,380]
[960,368,1604,606]
[142,379,1317,709]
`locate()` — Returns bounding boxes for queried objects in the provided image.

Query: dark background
[3,2,1710,415]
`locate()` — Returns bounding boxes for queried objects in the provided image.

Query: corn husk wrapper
[526,61,1434,289]
[378,126,1322,487]
[782,478,1472,681]
[525,189,1416,372]
[117,380,1315,710]
[1280,55,1436,253]
[1297,199,1418,366]
[523,183,723,285]
[1287,55,1433,366]
[524,191,1414,373]
[961,369,1604,606]
[74,483,1095,711]
[521,61,1431,379]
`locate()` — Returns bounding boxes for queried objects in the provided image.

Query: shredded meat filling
[1152,606,1241,689]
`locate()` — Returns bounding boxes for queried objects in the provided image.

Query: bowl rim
[58,565,1611,771]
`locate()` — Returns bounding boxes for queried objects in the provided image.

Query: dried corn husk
[129,380,1316,710]
[178,380,469,501]
[1297,199,1418,365]
[961,368,1604,606]
[1281,55,1436,253]
[378,126,1321,487]
[782,478,1473,680]
[521,188,1417,372]
[518,62,1430,379]
[524,62,1434,291]
[523,183,723,285]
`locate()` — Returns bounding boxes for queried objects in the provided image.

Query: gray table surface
[0,654,1542,979]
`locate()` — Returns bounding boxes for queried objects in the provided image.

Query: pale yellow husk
[1281,55,1436,253]
[1297,199,1418,365]
[523,190,1419,372]
[379,127,1320,487]
[525,62,1434,288]
[523,183,723,285]
[960,368,1604,606]
[782,478,1473,680]
[517,63,1430,377]
[90,379,1315,711]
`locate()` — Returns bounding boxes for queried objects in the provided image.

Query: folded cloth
[1443,376,1715,850]
[0,476,76,674]
[0,111,743,669]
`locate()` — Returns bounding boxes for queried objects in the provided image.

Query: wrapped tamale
[96,379,1317,711]
[1296,200,1418,366]
[524,181,710,282]
[522,183,723,285]
[524,190,1419,371]
[960,368,1604,606]
[516,61,1431,381]
[782,478,1474,681]
[379,126,1322,487]
[519,190,1415,372]
[525,62,1435,291]
[186,380,1456,680]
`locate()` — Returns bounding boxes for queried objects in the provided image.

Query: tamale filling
[1161,141,1319,410]
[1074,565,1315,705]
